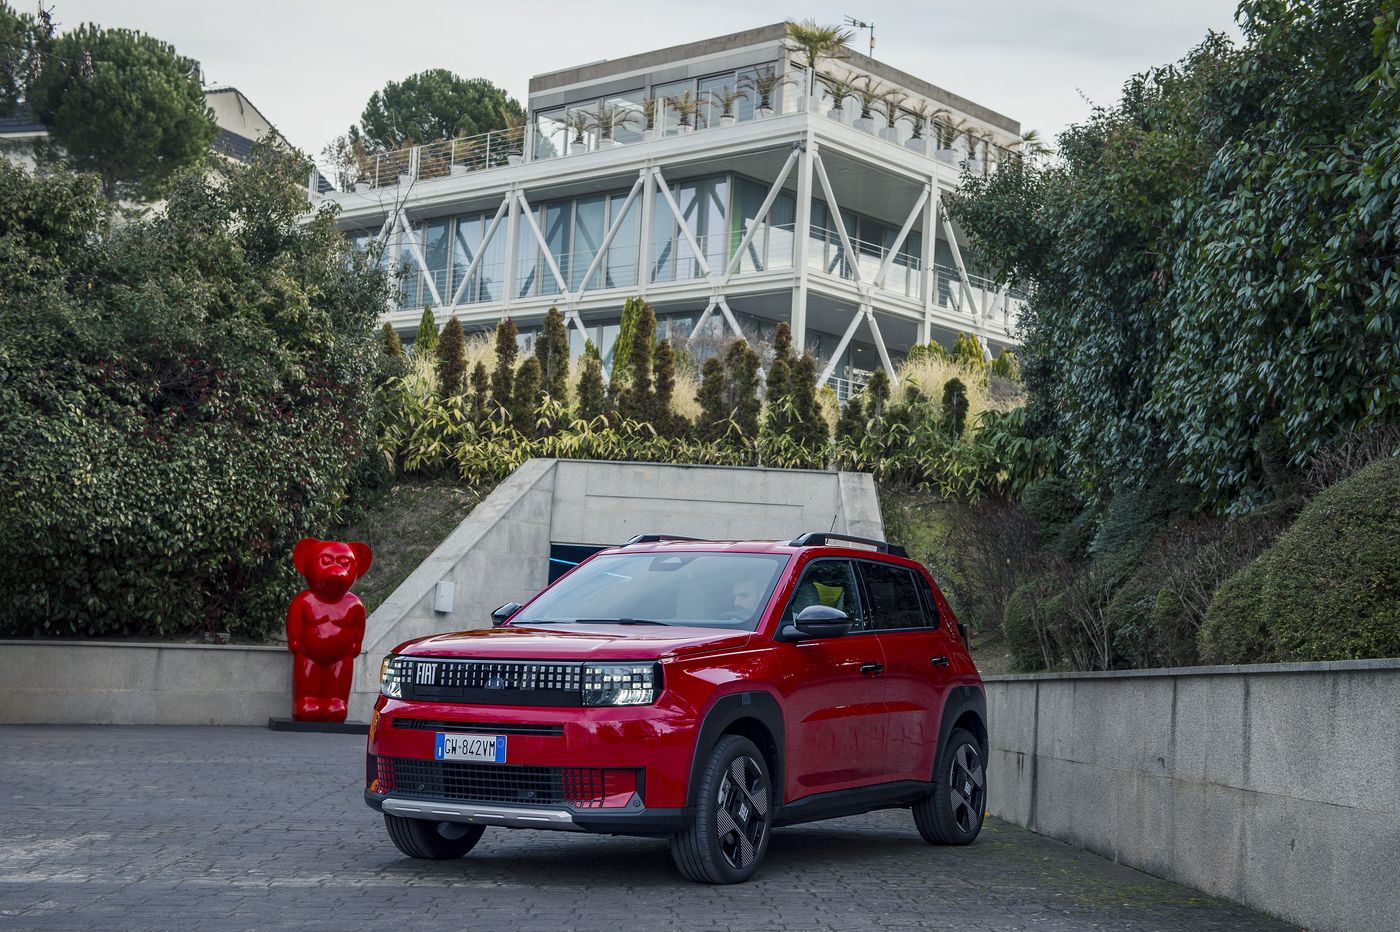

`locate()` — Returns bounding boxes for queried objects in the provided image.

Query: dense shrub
[1201,457,1400,663]
[0,150,390,640]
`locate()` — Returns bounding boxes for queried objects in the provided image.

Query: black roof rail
[788,532,908,558]
[622,534,710,546]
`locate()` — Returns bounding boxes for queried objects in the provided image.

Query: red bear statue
[286,538,372,723]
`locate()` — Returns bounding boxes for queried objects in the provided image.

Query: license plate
[434,732,507,763]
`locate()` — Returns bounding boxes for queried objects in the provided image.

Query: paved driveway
[0,726,1292,931]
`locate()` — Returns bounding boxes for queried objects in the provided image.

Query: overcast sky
[54,0,1243,156]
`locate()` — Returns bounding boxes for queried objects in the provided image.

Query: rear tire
[670,734,772,883]
[913,727,986,845]
[384,814,486,859]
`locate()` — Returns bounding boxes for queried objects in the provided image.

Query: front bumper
[364,788,689,835]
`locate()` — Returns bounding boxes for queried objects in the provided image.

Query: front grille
[393,719,564,737]
[379,758,628,808]
[400,659,583,706]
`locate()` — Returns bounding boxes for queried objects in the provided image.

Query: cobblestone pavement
[0,726,1293,931]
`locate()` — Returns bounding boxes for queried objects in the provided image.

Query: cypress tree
[724,340,762,439]
[380,322,405,359]
[792,354,828,449]
[836,393,866,445]
[435,317,467,397]
[942,377,969,438]
[512,357,542,435]
[764,322,797,437]
[865,368,891,419]
[612,297,646,384]
[536,307,570,403]
[654,338,677,436]
[697,355,727,442]
[469,361,490,422]
[576,356,606,422]
[490,318,518,419]
[620,303,657,422]
[412,306,438,358]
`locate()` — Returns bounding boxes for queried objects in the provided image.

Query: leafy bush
[0,150,390,640]
[1201,456,1400,663]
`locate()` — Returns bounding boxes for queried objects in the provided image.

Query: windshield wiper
[574,618,669,626]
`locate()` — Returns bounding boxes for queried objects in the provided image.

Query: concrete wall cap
[982,656,1400,682]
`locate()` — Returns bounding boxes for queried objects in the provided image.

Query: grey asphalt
[0,725,1294,931]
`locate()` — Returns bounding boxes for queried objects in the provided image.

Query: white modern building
[316,24,1026,394]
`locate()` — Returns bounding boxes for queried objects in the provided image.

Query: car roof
[596,539,919,565]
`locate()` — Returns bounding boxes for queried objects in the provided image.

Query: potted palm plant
[783,18,854,111]
[878,90,908,142]
[739,66,791,118]
[820,71,859,122]
[707,83,748,127]
[640,96,662,137]
[667,90,702,134]
[588,102,640,148]
[851,75,883,132]
[565,110,591,154]
[501,105,527,165]
[905,101,934,154]
[932,111,964,163]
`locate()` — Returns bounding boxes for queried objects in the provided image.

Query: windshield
[510,551,790,631]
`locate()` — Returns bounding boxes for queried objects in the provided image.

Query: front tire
[913,727,986,845]
[384,814,486,859]
[670,735,772,883]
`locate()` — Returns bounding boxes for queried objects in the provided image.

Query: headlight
[380,654,409,699]
[582,662,661,706]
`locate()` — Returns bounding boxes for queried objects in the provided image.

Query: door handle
[860,662,883,676]
[931,656,950,667]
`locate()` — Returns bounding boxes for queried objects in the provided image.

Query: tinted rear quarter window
[858,561,928,630]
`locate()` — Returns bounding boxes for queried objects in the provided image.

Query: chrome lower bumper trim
[381,797,585,831]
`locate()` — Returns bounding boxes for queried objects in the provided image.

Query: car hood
[399,624,753,661]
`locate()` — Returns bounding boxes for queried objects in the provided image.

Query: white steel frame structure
[319,25,1024,391]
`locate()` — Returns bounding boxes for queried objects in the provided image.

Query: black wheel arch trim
[686,690,786,809]
[937,684,988,762]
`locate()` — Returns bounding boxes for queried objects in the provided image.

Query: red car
[365,533,987,884]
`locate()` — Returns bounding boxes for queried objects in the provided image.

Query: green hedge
[1200,457,1400,663]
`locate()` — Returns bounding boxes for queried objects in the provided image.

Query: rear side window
[858,561,931,630]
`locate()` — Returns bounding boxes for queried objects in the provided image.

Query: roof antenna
[829,512,838,532]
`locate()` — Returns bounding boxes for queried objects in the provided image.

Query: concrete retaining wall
[984,660,1400,932]
[0,641,288,726]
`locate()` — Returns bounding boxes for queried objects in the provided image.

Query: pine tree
[991,348,1020,380]
[412,306,439,358]
[942,377,969,438]
[512,357,542,435]
[490,318,518,419]
[654,338,677,436]
[536,307,570,404]
[952,332,987,372]
[469,361,490,422]
[724,340,762,438]
[583,339,602,362]
[380,322,405,359]
[835,393,866,445]
[576,356,606,422]
[697,355,727,442]
[435,317,467,396]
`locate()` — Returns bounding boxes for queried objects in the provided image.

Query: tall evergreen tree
[654,338,678,436]
[469,361,490,422]
[697,356,727,442]
[835,393,866,446]
[619,302,657,422]
[942,377,970,438]
[435,316,467,396]
[865,368,891,419]
[490,317,518,418]
[612,296,653,385]
[412,307,439,358]
[792,354,828,448]
[512,356,542,435]
[535,307,570,403]
[576,356,607,422]
[380,322,405,358]
[764,322,796,436]
[724,341,762,438]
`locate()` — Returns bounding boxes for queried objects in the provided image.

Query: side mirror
[781,604,852,641]
[490,602,522,626]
